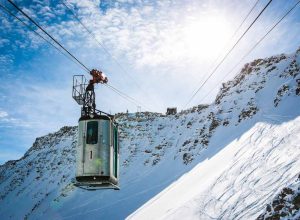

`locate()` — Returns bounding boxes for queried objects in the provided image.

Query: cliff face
[0,48,300,220]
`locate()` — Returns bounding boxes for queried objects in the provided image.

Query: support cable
[61,1,157,108]
[184,0,273,108]
[196,0,300,105]
[0,3,88,73]
[7,0,91,73]
[105,84,151,111]
[5,0,150,110]
[188,0,261,105]
[230,0,261,44]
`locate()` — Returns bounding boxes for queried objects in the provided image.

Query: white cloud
[0,54,14,72]
[0,111,8,118]
[0,112,37,129]
[3,0,299,75]
[0,38,9,47]
[0,1,298,112]
[0,54,13,64]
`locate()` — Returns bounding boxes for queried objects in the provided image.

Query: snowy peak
[213,50,300,125]
[216,51,298,104]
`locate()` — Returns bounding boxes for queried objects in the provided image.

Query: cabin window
[86,121,98,144]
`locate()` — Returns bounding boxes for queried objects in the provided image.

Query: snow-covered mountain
[0,47,300,220]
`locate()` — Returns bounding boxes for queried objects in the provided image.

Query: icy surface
[0,48,300,219]
[128,117,300,220]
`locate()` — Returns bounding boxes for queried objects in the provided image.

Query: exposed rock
[274,84,290,107]
[238,106,258,123]
[257,175,300,220]
[182,153,193,165]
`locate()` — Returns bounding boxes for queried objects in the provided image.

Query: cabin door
[83,120,100,174]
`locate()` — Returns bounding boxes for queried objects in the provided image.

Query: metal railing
[72,75,88,105]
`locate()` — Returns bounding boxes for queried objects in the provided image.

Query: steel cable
[196,0,300,105]
[184,0,273,108]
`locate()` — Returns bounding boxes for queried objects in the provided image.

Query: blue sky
[0,0,300,164]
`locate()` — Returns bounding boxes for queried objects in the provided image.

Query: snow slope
[0,48,300,219]
[128,117,300,220]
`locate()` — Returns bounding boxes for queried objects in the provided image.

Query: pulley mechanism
[72,69,108,118]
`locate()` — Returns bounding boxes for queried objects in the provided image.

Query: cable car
[72,70,120,190]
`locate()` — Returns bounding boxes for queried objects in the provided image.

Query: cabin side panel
[100,119,111,176]
[76,121,85,177]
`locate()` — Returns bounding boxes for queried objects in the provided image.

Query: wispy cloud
[0,110,8,118]
[2,0,300,70]
[0,54,13,72]
[0,38,9,47]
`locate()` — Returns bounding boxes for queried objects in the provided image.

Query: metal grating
[72,75,88,105]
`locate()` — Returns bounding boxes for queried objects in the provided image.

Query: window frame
[86,121,98,145]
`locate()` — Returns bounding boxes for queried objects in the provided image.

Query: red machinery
[90,69,108,84]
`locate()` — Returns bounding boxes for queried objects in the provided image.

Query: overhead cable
[5,0,149,109]
[7,0,91,73]
[187,0,261,105]
[61,1,157,108]
[105,84,151,111]
[197,0,300,105]
[184,0,273,108]
[0,3,88,73]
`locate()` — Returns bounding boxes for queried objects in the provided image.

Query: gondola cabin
[72,73,120,190]
[76,115,119,189]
